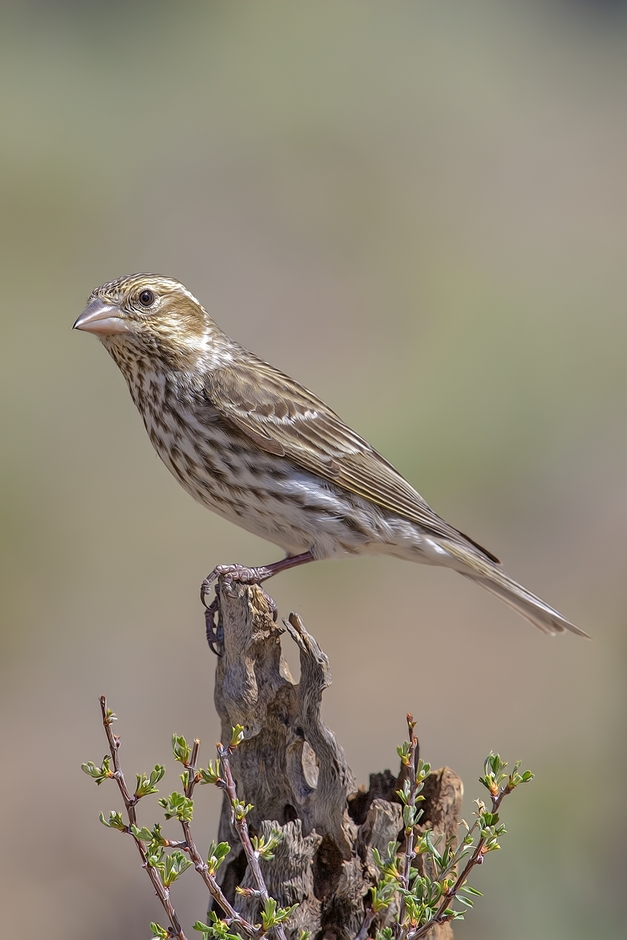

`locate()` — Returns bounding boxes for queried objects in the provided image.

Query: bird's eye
[138,289,155,307]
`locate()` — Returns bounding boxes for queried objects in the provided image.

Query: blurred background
[1,0,626,936]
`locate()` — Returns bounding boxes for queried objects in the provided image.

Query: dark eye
[139,289,155,307]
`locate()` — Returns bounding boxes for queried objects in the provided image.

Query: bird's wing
[204,355,499,560]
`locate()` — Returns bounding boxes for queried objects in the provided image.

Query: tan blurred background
[1,0,626,936]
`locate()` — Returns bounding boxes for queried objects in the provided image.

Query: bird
[73,273,588,638]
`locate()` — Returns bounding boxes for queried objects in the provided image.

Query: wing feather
[205,356,499,561]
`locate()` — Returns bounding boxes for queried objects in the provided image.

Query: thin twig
[219,742,289,940]
[178,738,258,938]
[358,725,519,940]
[396,713,419,935]
[407,786,509,940]
[356,908,377,940]
[99,696,188,940]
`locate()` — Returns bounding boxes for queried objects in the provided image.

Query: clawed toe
[200,563,271,607]
[205,597,223,656]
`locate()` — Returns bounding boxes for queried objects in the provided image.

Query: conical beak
[73,298,130,336]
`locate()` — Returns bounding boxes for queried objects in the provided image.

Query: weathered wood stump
[211,578,463,939]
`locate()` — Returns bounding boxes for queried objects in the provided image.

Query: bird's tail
[439,540,590,638]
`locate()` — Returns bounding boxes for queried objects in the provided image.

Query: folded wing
[204,354,499,562]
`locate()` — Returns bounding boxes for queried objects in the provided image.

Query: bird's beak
[73,298,130,336]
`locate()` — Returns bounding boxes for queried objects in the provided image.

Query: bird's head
[73,274,229,370]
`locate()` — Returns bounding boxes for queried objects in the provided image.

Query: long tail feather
[440,541,590,638]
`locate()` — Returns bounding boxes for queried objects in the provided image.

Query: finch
[73,273,587,638]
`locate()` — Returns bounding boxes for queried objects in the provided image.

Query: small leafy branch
[83,700,531,940]
[82,697,300,940]
[358,714,534,940]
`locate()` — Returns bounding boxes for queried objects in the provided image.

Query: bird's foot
[200,563,273,604]
[200,552,315,607]
[200,564,278,634]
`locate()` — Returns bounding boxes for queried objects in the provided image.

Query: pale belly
[140,393,424,562]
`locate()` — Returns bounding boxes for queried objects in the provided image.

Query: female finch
[74,273,587,638]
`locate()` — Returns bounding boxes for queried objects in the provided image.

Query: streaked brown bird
[73,273,588,638]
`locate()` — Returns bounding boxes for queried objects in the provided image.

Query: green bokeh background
[1,2,626,937]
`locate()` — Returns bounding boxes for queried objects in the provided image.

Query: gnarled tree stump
[211,578,463,939]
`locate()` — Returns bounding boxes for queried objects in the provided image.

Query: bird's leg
[200,551,315,630]
[259,550,317,579]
